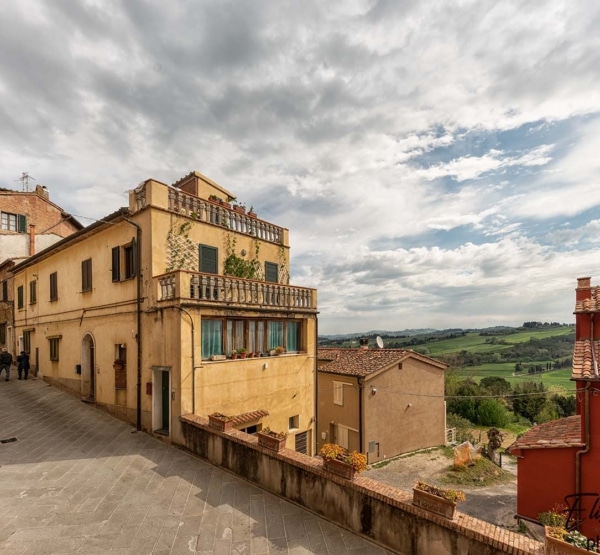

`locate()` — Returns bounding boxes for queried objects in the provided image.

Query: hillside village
[2,172,600,553]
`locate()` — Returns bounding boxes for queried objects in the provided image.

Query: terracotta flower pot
[412,488,457,520]
[257,432,286,452]
[208,414,233,432]
[322,457,355,480]
[544,527,592,555]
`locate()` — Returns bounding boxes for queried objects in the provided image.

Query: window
[81,259,92,292]
[1,212,26,233]
[23,331,31,353]
[201,320,223,359]
[114,344,127,389]
[265,261,278,283]
[29,280,36,304]
[201,318,302,360]
[289,415,299,430]
[199,245,218,274]
[49,337,60,361]
[112,240,137,282]
[1,280,7,301]
[49,272,58,301]
[17,285,24,309]
[333,381,344,405]
[0,323,5,344]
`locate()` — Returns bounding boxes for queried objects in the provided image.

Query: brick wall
[180,415,544,555]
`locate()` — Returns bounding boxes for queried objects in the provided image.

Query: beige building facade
[317,347,447,463]
[11,172,318,451]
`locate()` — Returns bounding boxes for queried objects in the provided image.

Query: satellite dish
[376,336,384,349]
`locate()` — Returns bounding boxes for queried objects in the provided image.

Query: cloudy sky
[1,1,599,334]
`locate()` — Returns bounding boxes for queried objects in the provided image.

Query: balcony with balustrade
[157,270,317,312]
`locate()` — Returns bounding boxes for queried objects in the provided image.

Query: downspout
[314,316,319,455]
[175,306,196,415]
[358,377,364,458]
[123,215,142,431]
[575,313,595,503]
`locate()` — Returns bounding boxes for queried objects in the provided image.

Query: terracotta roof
[317,347,446,377]
[231,409,269,426]
[507,415,584,453]
[574,286,600,312]
[572,339,600,379]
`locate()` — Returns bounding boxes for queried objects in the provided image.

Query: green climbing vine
[223,233,262,280]
[166,220,197,272]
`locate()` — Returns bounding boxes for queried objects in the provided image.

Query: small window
[29,280,37,304]
[0,323,6,344]
[114,344,127,389]
[49,337,60,361]
[289,415,299,431]
[265,262,278,283]
[201,319,223,359]
[333,381,344,405]
[17,285,24,309]
[112,240,137,282]
[49,272,58,301]
[199,245,218,274]
[123,243,135,279]
[81,258,92,292]
[111,246,121,282]
[1,280,7,301]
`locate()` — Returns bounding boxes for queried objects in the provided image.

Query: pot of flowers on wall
[319,443,367,480]
[412,481,466,520]
[540,507,598,554]
[257,428,287,452]
[208,412,234,432]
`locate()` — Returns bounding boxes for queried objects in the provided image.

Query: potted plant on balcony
[320,443,367,480]
[232,202,246,214]
[412,481,466,520]
[248,205,257,218]
[257,428,287,452]
[270,346,286,356]
[540,507,598,554]
[237,348,247,359]
[208,412,234,432]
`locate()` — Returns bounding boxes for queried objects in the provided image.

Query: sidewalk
[0,379,392,554]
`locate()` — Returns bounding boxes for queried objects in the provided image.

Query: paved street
[0,378,392,555]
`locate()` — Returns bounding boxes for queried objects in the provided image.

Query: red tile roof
[507,415,583,452]
[572,339,600,379]
[574,286,600,312]
[231,409,269,425]
[317,348,446,377]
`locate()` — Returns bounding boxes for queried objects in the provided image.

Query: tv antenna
[376,336,384,349]
[16,172,36,191]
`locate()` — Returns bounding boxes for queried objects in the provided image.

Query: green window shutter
[112,247,120,282]
[199,245,218,274]
[17,285,24,309]
[265,262,278,283]
[17,214,27,233]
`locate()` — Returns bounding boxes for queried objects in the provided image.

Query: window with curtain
[268,321,284,350]
[287,321,299,352]
[201,320,223,359]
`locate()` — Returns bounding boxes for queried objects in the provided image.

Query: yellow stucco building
[11,172,318,452]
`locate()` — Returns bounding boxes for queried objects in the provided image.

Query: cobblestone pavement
[0,379,393,555]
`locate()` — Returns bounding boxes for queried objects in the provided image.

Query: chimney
[35,184,49,199]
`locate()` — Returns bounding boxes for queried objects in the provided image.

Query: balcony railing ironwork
[158,272,317,310]
[167,189,284,244]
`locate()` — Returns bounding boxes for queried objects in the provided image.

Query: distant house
[317,345,447,463]
[509,277,600,540]
[0,185,82,353]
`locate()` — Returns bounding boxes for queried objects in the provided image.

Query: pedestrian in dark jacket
[0,348,12,381]
[17,351,30,380]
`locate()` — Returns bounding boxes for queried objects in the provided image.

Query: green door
[161,371,170,431]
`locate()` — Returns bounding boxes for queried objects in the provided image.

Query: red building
[509,277,600,540]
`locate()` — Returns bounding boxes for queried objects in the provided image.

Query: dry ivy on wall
[166,221,198,272]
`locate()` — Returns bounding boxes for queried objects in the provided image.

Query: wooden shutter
[199,245,218,274]
[49,272,58,301]
[17,285,24,309]
[265,262,278,283]
[112,247,120,282]
[17,214,27,233]
[82,259,92,291]
[1,281,6,301]
[131,238,137,278]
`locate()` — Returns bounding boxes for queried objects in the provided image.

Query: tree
[477,399,510,427]
[480,376,512,397]
[512,382,547,422]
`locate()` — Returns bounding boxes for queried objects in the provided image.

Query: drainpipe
[358,377,364,457]
[123,215,142,431]
[575,313,595,507]
[314,316,319,455]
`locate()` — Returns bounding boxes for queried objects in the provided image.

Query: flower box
[323,457,355,480]
[545,527,596,555]
[257,431,287,452]
[208,413,233,432]
[412,488,457,520]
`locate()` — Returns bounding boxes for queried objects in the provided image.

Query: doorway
[152,367,171,436]
[81,333,95,400]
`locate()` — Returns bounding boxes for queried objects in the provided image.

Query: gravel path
[365,449,519,530]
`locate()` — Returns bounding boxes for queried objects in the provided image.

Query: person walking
[17,351,30,380]
[0,348,13,381]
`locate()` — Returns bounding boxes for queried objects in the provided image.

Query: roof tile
[507,415,583,452]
